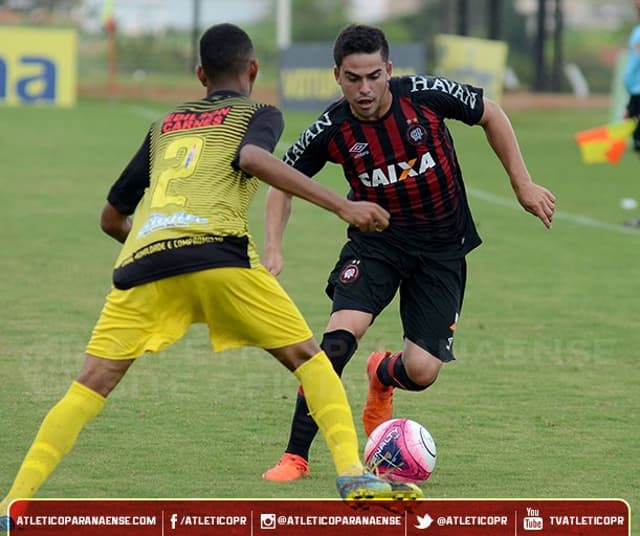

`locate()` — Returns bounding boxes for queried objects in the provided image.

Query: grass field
[0,97,638,530]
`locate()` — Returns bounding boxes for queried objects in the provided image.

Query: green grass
[0,99,638,530]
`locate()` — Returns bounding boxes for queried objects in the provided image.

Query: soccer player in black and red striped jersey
[262,24,556,481]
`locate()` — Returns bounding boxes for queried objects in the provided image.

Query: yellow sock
[3,381,105,503]
[294,351,363,476]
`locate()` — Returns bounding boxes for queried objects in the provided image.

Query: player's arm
[478,97,556,229]
[239,144,389,232]
[264,124,329,274]
[264,187,292,275]
[100,203,132,244]
[238,106,387,272]
[101,131,151,243]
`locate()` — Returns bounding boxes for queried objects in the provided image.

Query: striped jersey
[107,91,283,289]
[282,75,484,256]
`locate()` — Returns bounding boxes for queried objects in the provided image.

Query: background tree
[290,0,349,42]
[533,0,548,91]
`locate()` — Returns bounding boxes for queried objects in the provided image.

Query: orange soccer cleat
[362,351,395,436]
[262,453,310,482]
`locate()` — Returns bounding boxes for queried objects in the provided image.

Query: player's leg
[198,266,364,476]
[629,95,640,153]
[320,244,404,440]
[267,340,365,477]
[0,355,131,514]
[267,341,421,499]
[263,317,369,481]
[1,278,194,512]
[363,257,466,435]
[623,97,640,226]
[200,266,421,499]
[263,241,400,480]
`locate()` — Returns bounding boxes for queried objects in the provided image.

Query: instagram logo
[260,513,276,530]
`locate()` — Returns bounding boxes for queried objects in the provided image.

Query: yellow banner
[0,27,77,107]
[434,34,508,102]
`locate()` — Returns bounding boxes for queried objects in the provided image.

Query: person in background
[624,0,640,227]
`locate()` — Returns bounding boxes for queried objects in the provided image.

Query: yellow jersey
[107,91,283,289]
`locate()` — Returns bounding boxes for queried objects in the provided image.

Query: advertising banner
[0,27,77,107]
[279,43,424,111]
[434,34,508,102]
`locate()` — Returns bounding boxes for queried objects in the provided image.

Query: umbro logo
[349,142,369,158]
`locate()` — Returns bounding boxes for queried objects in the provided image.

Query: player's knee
[405,354,442,390]
[403,368,439,391]
[76,354,132,397]
[268,338,321,371]
[320,329,358,375]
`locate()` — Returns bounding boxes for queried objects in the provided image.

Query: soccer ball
[364,418,436,484]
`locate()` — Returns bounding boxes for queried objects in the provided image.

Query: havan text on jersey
[283,112,333,166]
[409,76,480,109]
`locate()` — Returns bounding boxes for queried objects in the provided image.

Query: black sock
[285,330,358,460]
[377,352,429,391]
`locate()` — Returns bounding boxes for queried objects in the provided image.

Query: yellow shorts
[86,266,313,359]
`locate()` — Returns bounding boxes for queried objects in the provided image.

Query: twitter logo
[415,513,433,529]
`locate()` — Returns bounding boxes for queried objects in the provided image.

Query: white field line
[466,187,640,236]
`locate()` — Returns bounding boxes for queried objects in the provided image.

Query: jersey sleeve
[106,130,151,215]
[231,105,284,171]
[401,76,484,125]
[280,116,333,178]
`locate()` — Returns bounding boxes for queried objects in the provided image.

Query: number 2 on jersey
[151,136,204,208]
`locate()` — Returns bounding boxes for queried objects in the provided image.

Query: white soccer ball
[364,418,436,484]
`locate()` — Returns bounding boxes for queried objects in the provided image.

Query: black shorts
[627,95,640,152]
[326,235,467,362]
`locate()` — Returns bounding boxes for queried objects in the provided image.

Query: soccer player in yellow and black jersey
[0,24,422,516]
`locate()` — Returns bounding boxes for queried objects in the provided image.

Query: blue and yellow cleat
[0,515,15,534]
[336,473,423,500]
[387,480,424,500]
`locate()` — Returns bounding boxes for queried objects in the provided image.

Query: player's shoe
[388,480,424,500]
[262,453,310,481]
[336,473,391,500]
[0,497,15,534]
[336,473,423,500]
[363,351,395,436]
[0,516,14,534]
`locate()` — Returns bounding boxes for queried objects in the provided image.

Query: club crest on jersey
[339,260,360,284]
[406,123,427,145]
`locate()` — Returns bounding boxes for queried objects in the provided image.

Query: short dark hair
[199,23,254,80]
[333,24,389,67]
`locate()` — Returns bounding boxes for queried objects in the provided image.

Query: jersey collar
[206,90,243,100]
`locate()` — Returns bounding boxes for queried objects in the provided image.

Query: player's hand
[262,245,284,276]
[339,200,390,232]
[515,182,556,229]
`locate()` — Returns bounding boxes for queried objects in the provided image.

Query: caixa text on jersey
[358,152,437,187]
